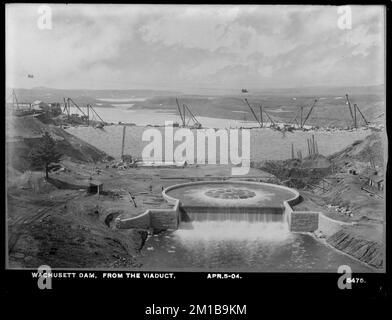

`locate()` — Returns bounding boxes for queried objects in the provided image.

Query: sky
[6,4,385,91]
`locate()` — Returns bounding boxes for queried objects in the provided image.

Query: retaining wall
[289,211,319,232]
[115,199,180,231]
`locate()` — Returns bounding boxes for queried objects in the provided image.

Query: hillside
[8,86,385,128]
[328,132,385,169]
[6,115,112,172]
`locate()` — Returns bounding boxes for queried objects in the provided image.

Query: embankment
[6,116,112,171]
[327,229,383,269]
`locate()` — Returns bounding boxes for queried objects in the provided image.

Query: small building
[88,180,103,195]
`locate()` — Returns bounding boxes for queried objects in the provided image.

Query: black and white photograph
[3,3,388,297]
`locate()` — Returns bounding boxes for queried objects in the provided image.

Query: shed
[88,180,103,195]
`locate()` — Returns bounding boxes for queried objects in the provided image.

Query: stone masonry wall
[290,211,319,232]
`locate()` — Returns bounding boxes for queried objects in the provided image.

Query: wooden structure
[345,94,369,128]
[244,99,276,128]
[289,99,317,128]
[63,98,105,127]
[176,98,202,129]
[307,135,319,156]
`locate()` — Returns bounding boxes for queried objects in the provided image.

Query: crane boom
[289,107,301,125]
[302,99,318,127]
[264,109,275,125]
[184,104,200,126]
[354,103,369,125]
[176,98,185,126]
[345,94,355,123]
[88,104,105,123]
[67,98,87,117]
[244,99,262,127]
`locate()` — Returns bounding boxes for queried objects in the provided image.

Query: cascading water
[178,209,291,242]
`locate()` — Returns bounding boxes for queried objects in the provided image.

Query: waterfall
[176,208,290,242]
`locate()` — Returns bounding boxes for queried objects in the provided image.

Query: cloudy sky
[6,4,385,91]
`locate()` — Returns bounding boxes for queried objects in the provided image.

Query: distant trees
[29,131,63,179]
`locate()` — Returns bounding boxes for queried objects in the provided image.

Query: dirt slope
[6,115,112,171]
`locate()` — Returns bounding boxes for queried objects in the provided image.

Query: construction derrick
[183,104,202,128]
[87,104,105,124]
[244,99,262,127]
[176,98,185,126]
[345,94,355,124]
[263,109,275,126]
[63,98,104,127]
[67,98,87,117]
[301,99,318,128]
[354,103,369,126]
[176,98,201,128]
[345,94,369,128]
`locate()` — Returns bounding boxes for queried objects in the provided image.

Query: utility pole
[259,104,263,127]
[291,143,295,159]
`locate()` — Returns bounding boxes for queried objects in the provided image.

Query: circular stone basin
[204,188,256,200]
[163,181,299,208]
